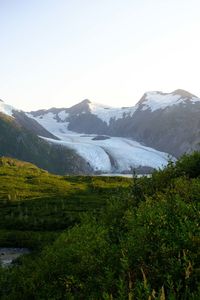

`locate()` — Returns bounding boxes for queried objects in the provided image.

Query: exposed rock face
[119,101,200,157]
[118,90,200,157]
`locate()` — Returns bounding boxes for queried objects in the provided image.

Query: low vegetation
[0,153,200,299]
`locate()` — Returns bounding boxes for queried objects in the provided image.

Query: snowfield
[26,112,70,135]
[141,91,200,112]
[88,101,137,125]
[28,111,171,173]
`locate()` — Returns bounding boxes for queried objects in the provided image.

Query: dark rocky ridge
[13,111,59,140]
[0,112,92,175]
[115,101,200,157]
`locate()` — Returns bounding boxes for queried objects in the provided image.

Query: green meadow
[0,157,130,249]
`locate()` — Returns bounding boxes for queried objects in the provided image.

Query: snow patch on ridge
[141,91,200,112]
[88,102,136,125]
[58,111,69,121]
[26,112,70,135]
[190,97,200,104]
[28,101,137,126]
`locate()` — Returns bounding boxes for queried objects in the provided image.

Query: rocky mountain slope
[0,99,57,139]
[118,89,200,157]
[0,106,92,174]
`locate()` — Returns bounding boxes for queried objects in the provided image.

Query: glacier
[28,111,170,173]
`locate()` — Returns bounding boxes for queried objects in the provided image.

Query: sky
[1,0,200,111]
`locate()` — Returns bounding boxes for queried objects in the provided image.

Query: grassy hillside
[0,157,130,248]
[0,154,200,299]
[0,113,92,174]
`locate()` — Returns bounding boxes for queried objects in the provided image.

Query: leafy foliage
[0,157,130,248]
[0,153,200,299]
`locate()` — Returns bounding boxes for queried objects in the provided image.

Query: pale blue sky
[1,0,200,110]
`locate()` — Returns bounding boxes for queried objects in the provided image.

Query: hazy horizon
[1,0,200,110]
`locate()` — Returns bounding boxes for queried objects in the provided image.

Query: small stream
[0,248,30,267]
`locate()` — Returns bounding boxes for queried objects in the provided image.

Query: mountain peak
[70,99,92,108]
[172,89,197,98]
[69,99,112,114]
[137,89,200,112]
[141,89,198,100]
[67,99,92,115]
[81,99,91,104]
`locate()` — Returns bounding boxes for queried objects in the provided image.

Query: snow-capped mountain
[137,89,199,112]
[27,95,186,173]
[1,88,200,175]
[0,97,169,174]
[29,99,136,124]
[28,99,137,135]
[28,89,200,130]
[125,89,200,157]
[28,89,200,160]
